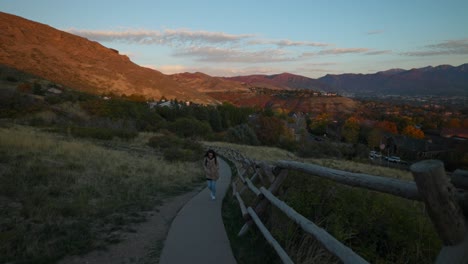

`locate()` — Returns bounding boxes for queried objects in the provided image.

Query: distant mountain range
[222,64,468,97]
[317,64,468,97]
[225,72,330,91]
[1,11,466,109]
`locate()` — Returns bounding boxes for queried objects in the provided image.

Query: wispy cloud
[249,39,330,47]
[366,30,384,35]
[318,48,370,55]
[173,46,297,63]
[68,27,384,68]
[403,39,468,56]
[68,28,331,50]
[365,50,392,55]
[149,64,284,77]
[68,28,253,46]
[302,48,382,57]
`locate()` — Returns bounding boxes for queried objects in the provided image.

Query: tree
[367,128,383,149]
[342,116,360,143]
[463,119,468,129]
[254,115,287,146]
[447,118,461,128]
[208,108,223,132]
[402,125,425,139]
[376,121,398,134]
[309,113,330,135]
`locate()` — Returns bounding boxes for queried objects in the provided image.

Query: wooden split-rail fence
[210,146,468,264]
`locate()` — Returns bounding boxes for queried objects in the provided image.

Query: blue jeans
[207,180,216,196]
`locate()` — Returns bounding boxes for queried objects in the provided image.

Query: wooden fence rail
[210,146,468,264]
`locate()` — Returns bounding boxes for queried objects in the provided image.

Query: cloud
[68,28,253,46]
[68,28,332,50]
[365,50,392,55]
[302,48,381,57]
[150,64,283,77]
[173,46,297,63]
[249,39,330,47]
[318,48,370,55]
[366,30,384,35]
[302,62,338,67]
[403,39,468,56]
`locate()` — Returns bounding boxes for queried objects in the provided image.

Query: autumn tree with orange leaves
[342,116,360,143]
[309,113,330,135]
[402,125,425,139]
[376,120,398,134]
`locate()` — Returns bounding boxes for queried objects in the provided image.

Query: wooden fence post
[238,169,289,236]
[410,160,468,263]
[410,160,466,245]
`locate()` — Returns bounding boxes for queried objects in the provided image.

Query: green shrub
[168,117,212,138]
[0,91,45,118]
[148,134,183,149]
[6,76,18,82]
[148,134,204,162]
[32,83,45,96]
[298,141,341,158]
[45,95,63,104]
[69,126,137,140]
[28,117,48,127]
[224,124,260,145]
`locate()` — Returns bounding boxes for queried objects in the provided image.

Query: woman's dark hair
[204,149,217,165]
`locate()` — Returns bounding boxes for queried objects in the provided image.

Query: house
[440,128,468,140]
[46,87,62,94]
[286,112,307,141]
[148,101,173,109]
[385,135,454,160]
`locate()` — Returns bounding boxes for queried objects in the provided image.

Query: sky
[2,0,468,78]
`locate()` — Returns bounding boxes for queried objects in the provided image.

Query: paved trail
[159,158,237,264]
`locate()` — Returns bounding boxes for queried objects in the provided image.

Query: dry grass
[304,158,413,180]
[205,141,297,162]
[0,126,198,187]
[0,125,203,263]
[206,141,412,180]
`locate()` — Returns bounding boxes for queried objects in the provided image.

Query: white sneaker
[210,193,216,200]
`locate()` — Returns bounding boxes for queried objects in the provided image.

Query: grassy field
[218,142,441,263]
[0,124,204,264]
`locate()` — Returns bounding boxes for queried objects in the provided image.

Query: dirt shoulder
[58,188,202,264]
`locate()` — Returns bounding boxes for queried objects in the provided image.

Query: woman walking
[203,149,219,200]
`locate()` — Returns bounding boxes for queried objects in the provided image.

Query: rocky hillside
[0,11,360,114]
[0,12,217,104]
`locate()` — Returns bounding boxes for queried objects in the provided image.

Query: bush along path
[159,158,237,264]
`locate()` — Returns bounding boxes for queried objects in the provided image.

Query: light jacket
[204,157,219,180]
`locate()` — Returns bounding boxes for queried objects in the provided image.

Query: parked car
[387,156,401,163]
[369,151,382,159]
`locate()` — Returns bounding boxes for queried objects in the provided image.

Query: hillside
[0,12,216,104]
[225,72,330,91]
[170,72,251,93]
[207,89,358,115]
